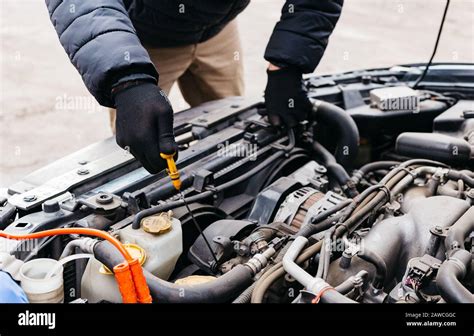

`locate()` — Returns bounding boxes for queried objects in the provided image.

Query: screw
[96,193,113,205]
[43,199,60,213]
[314,165,327,174]
[197,118,207,123]
[78,160,88,165]
[23,195,37,202]
[77,168,90,175]
[434,226,443,233]
[231,104,240,108]
[362,75,372,85]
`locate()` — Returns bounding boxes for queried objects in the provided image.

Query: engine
[1,64,473,304]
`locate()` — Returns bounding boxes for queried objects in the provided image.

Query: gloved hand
[114,82,178,174]
[264,66,312,127]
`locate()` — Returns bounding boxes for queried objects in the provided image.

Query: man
[45,0,343,173]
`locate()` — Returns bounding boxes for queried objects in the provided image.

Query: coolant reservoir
[19,258,64,303]
[81,216,182,303]
[118,215,182,278]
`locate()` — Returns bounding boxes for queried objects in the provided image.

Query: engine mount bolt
[23,195,37,202]
[77,168,90,175]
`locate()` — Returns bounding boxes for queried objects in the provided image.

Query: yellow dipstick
[161,152,219,266]
[160,153,182,191]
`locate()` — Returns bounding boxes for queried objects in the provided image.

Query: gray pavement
[1,0,473,186]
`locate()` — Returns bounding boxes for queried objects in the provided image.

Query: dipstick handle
[160,153,181,191]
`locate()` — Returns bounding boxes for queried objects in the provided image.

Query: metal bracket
[78,193,123,215]
[8,149,134,211]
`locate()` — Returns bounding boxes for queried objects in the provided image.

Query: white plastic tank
[20,258,64,303]
[81,217,183,303]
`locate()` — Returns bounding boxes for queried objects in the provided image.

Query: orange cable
[311,286,336,304]
[0,227,155,303]
[113,262,138,303]
[0,228,133,261]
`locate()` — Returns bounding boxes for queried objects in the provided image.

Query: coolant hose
[312,142,358,197]
[283,237,357,303]
[145,266,253,303]
[436,249,474,303]
[311,100,359,169]
[94,240,255,303]
[351,161,400,185]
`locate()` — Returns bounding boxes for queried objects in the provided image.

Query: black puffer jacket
[46,0,343,107]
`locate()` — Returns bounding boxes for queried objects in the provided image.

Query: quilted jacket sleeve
[264,0,343,73]
[45,0,158,107]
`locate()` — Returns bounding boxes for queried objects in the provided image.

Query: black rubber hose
[93,240,124,268]
[144,266,253,303]
[351,161,400,185]
[296,199,352,238]
[358,161,401,175]
[445,207,474,256]
[132,191,213,229]
[93,240,254,303]
[312,142,358,197]
[312,142,350,184]
[436,249,474,303]
[311,100,359,169]
[357,249,387,290]
[298,212,346,238]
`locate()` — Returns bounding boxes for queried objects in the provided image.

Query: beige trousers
[109,20,244,131]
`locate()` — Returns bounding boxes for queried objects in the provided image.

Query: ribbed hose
[232,282,257,304]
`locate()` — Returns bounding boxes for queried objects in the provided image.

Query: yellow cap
[99,243,146,275]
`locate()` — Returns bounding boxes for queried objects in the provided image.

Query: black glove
[264,67,312,127]
[114,82,178,174]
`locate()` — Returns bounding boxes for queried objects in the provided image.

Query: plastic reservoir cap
[141,211,173,235]
[19,258,63,294]
[99,243,146,275]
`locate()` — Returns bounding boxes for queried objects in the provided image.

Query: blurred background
[1,0,473,186]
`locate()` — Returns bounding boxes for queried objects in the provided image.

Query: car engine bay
[1,63,473,304]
